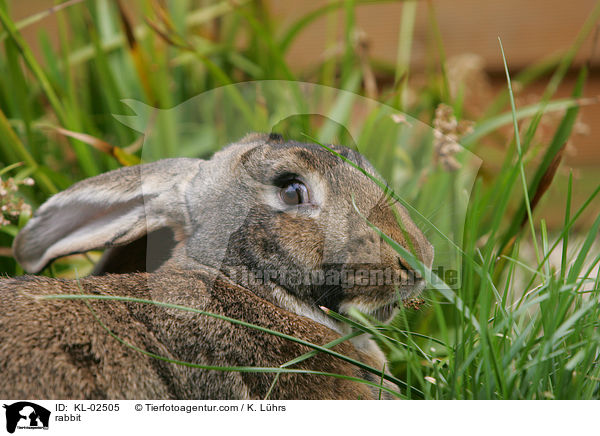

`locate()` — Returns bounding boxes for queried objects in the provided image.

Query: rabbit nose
[398,255,427,284]
[397,256,418,277]
[397,257,411,272]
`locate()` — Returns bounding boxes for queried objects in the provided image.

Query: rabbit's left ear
[13,158,201,274]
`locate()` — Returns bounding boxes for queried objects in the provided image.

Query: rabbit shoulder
[0,269,396,400]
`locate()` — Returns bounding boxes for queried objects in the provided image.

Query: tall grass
[0,0,598,399]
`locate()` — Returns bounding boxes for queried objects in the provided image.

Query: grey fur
[3,133,433,399]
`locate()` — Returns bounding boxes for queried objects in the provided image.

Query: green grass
[0,0,599,399]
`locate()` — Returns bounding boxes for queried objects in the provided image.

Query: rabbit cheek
[272,213,324,270]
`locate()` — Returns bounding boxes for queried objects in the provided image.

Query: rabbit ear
[13,158,201,273]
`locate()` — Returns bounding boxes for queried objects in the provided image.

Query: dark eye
[280,181,309,206]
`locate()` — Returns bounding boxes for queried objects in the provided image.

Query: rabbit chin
[337,300,399,323]
[337,280,427,322]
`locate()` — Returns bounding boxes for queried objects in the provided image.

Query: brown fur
[0,269,395,399]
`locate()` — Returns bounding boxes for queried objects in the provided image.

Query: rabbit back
[0,271,394,400]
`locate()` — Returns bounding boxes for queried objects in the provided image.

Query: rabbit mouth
[336,299,398,323]
[335,278,426,322]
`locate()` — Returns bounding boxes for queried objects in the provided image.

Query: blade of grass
[560,172,573,283]
[263,330,371,400]
[394,0,417,109]
[497,66,587,255]
[0,0,84,44]
[482,53,563,119]
[42,124,140,166]
[4,38,34,154]
[116,0,156,106]
[498,37,540,265]
[461,96,596,148]
[566,212,600,284]
[235,6,295,81]
[426,0,450,102]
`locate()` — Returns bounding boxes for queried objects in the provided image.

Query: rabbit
[2,132,434,399]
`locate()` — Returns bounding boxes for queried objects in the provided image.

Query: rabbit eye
[280,181,309,206]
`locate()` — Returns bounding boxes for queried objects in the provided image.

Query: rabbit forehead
[272,142,367,172]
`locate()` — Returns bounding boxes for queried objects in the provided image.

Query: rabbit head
[13,133,433,330]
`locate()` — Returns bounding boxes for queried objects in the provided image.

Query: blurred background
[6,0,599,229]
[11,0,600,162]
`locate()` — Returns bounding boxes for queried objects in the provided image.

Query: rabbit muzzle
[309,261,427,322]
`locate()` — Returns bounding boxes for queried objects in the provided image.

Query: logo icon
[3,402,50,434]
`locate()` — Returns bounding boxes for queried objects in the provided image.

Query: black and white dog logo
[3,402,50,434]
